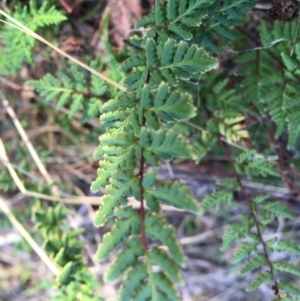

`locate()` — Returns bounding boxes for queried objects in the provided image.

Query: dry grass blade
[0,195,59,275]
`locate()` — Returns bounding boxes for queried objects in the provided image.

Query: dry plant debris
[107,0,142,47]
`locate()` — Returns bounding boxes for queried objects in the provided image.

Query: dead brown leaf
[107,0,142,48]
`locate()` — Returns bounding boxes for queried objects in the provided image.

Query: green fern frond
[260,201,295,220]
[27,63,106,122]
[119,262,148,301]
[0,0,66,75]
[231,241,259,264]
[246,270,272,291]
[149,246,184,285]
[245,158,281,178]
[56,262,74,285]
[273,262,300,277]
[268,239,300,255]
[221,217,254,250]
[105,237,143,282]
[148,181,200,213]
[278,281,300,296]
[218,178,240,191]
[146,212,185,266]
[96,208,140,261]
[157,39,217,82]
[152,271,181,300]
[240,254,267,275]
[202,189,234,209]
[140,128,194,161]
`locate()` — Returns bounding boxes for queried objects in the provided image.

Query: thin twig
[1,95,60,195]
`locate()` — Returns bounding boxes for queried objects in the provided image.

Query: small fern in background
[32,200,101,301]
[0,0,66,75]
[27,59,108,123]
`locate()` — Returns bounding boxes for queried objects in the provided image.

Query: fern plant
[0,0,66,75]
[32,201,101,301]
[3,0,300,300]
[27,59,108,123]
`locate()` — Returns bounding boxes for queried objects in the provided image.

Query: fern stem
[218,138,279,295]
[139,90,148,251]
[139,146,148,252]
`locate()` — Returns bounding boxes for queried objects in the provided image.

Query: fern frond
[148,181,200,213]
[140,128,194,162]
[159,39,217,79]
[218,178,240,191]
[278,281,300,296]
[27,62,106,121]
[149,246,184,284]
[119,262,148,301]
[146,212,185,266]
[96,207,140,260]
[246,270,272,291]
[260,201,295,220]
[240,254,267,274]
[231,241,259,264]
[273,262,300,277]
[105,236,143,282]
[202,189,234,209]
[221,216,254,250]
[0,1,66,75]
[268,239,300,255]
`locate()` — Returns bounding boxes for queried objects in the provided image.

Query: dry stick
[1,95,60,195]
[0,140,59,274]
[0,139,26,193]
[0,9,126,92]
[0,138,100,205]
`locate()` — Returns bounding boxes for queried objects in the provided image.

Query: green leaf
[278,280,300,295]
[240,254,267,274]
[151,83,196,121]
[145,39,159,68]
[96,210,140,260]
[270,240,300,255]
[140,128,194,161]
[273,262,300,277]
[281,52,298,72]
[221,219,254,250]
[149,181,200,213]
[119,262,148,301]
[105,237,143,282]
[260,201,295,220]
[146,213,185,266]
[149,247,183,284]
[153,271,180,301]
[246,270,272,291]
[202,190,234,209]
[231,241,259,264]
[168,23,192,40]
